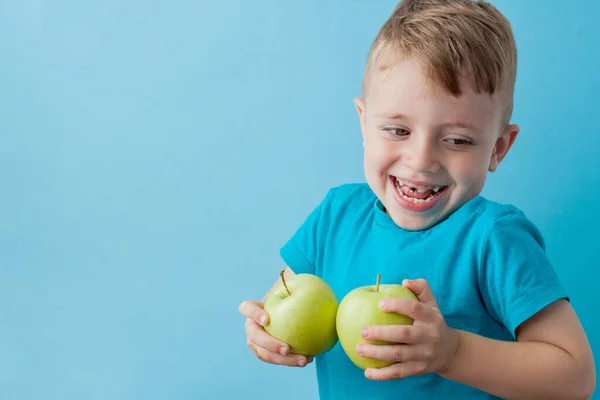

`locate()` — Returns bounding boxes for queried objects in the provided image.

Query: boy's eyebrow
[374,112,410,120]
[374,113,483,133]
[441,122,483,134]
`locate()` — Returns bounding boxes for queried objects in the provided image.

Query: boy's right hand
[238,299,313,367]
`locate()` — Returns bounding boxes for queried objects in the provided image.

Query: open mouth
[391,176,448,207]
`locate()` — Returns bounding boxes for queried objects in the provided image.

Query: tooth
[433,186,441,193]
[417,187,428,193]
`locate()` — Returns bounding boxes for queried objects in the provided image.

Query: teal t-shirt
[280,183,567,400]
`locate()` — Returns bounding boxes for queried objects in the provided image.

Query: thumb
[402,278,439,309]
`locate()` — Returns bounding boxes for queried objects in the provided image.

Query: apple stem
[376,273,381,292]
[280,268,291,296]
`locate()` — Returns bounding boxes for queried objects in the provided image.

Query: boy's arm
[360,280,595,400]
[442,211,596,399]
[441,299,596,400]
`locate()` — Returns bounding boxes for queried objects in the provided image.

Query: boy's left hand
[357,278,459,381]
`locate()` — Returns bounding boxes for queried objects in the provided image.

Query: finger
[238,300,268,326]
[248,341,313,367]
[365,361,427,380]
[357,343,431,363]
[379,297,435,322]
[361,324,429,344]
[246,319,290,355]
[402,279,439,309]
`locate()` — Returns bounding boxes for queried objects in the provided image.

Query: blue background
[1,0,598,398]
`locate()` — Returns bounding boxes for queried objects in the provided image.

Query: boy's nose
[402,138,440,173]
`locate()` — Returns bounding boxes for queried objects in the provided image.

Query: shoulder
[441,196,547,264]
[465,199,567,337]
[455,196,542,242]
[325,182,375,201]
[455,197,552,284]
[456,195,522,223]
[309,182,378,233]
[474,196,544,247]
[320,182,377,213]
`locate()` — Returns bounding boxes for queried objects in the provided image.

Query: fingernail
[259,315,267,325]
[356,343,363,354]
[365,369,372,379]
[361,327,368,338]
[279,346,288,356]
[379,300,386,309]
[297,358,307,367]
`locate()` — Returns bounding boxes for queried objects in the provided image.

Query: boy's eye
[445,138,473,146]
[384,127,410,136]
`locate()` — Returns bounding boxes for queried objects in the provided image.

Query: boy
[238,0,596,398]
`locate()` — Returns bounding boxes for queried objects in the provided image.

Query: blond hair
[363,0,517,124]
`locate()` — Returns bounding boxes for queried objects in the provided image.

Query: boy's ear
[489,124,520,172]
[354,97,367,143]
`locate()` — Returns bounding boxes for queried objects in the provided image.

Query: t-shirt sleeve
[479,211,568,338]
[279,190,333,276]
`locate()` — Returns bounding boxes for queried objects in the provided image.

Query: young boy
[238,0,596,398]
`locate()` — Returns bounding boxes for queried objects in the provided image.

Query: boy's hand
[356,279,459,380]
[238,299,313,367]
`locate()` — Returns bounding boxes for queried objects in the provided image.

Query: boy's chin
[383,196,447,231]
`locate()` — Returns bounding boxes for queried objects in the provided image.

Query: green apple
[336,274,418,369]
[263,269,339,357]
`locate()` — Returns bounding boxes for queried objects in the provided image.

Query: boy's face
[355,58,519,231]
